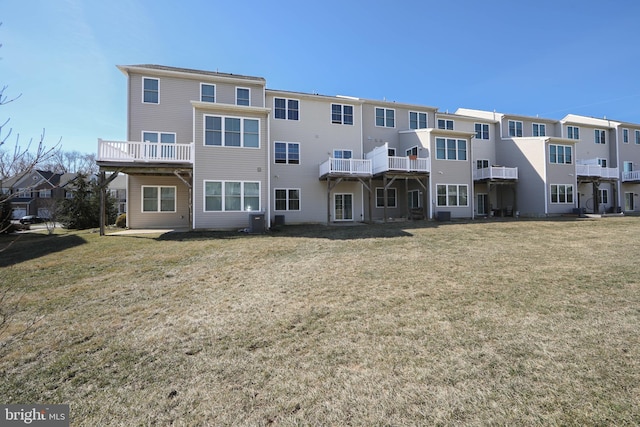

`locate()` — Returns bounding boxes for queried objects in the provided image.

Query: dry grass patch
[1,219,639,425]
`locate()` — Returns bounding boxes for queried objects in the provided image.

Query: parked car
[19,215,45,224]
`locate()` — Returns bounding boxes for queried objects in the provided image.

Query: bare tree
[1,22,61,235]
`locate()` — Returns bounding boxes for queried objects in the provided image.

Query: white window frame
[409,111,428,129]
[623,128,629,144]
[595,129,606,144]
[598,188,609,205]
[436,138,467,161]
[597,158,607,168]
[623,161,633,172]
[142,77,159,104]
[200,83,216,103]
[437,119,454,130]
[635,130,640,144]
[475,123,489,140]
[334,193,354,221]
[331,104,354,125]
[236,87,250,106]
[274,188,301,211]
[550,184,574,204]
[388,147,397,156]
[549,144,573,164]
[38,189,52,198]
[508,120,523,137]
[375,187,398,208]
[141,185,176,213]
[406,146,418,157]
[408,189,422,209]
[333,149,352,159]
[532,123,546,137]
[567,126,580,140]
[274,97,300,120]
[477,159,489,169]
[436,184,469,207]
[274,141,300,164]
[203,115,260,148]
[375,107,395,128]
[203,180,261,212]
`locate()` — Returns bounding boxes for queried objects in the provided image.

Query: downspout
[469,134,475,220]
[360,102,365,223]
[614,123,621,211]
[191,105,196,229]
[543,138,549,215]
[266,100,271,229]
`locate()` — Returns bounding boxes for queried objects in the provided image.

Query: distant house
[1,170,68,219]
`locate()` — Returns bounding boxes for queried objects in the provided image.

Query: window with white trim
[142,131,176,158]
[333,149,352,159]
[204,181,260,212]
[201,83,215,103]
[549,144,572,164]
[236,87,250,106]
[436,138,467,161]
[635,130,640,144]
[436,184,468,207]
[204,116,259,148]
[598,158,607,167]
[406,146,418,157]
[598,189,609,204]
[595,129,606,144]
[331,104,354,125]
[275,189,300,211]
[567,126,580,139]
[376,188,397,208]
[477,159,489,169]
[143,77,159,104]
[550,184,574,204]
[142,186,176,212]
[39,189,52,198]
[409,112,427,129]
[274,98,299,120]
[375,108,395,128]
[274,142,300,164]
[533,123,546,137]
[623,128,629,143]
[475,123,489,139]
[508,120,523,137]
[437,119,454,130]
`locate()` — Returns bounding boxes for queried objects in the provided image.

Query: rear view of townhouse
[97,65,640,230]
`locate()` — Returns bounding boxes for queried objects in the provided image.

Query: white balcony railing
[98,139,194,164]
[473,166,518,180]
[622,170,640,182]
[319,158,372,177]
[366,144,430,174]
[576,164,619,179]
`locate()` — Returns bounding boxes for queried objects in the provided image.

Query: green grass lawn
[1,218,639,426]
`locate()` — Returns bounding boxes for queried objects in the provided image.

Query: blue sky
[3,0,640,155]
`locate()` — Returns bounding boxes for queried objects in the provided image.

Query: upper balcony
[473,166,518,181]
[319,158,372,179]
[366,144,430,175]
[622,170,640,182]
[576,160,618,180]
[97,139,194,166]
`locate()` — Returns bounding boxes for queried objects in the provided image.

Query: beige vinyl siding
[128,175,190,229]
[128,73,196,143]
[192,108,269,229]
[498,138,547,216]
[268,92,365,224]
